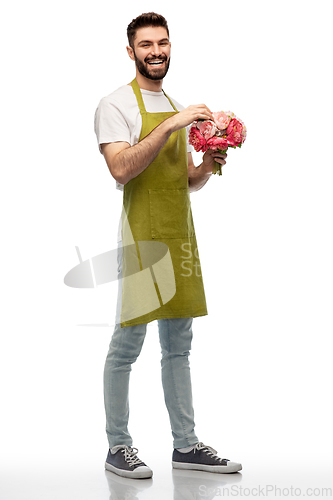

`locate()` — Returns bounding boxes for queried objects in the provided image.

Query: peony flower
[197,120,217,140]
[224,110,236,121]
[207,136,229,152]
[212,111,230,131]
[189,126,208,152]
[226,119,246,146]
[226,118,243,136]
[239,120,247,142]
[226,133,241,147]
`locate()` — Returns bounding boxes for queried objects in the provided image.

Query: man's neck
[135,69,163,92]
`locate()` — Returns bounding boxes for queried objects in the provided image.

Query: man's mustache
[145,55,168,63]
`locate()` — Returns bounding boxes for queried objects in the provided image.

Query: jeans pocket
[148,188,195,239]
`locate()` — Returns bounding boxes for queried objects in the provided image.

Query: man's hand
[202,149,228,174]
[167,104,213,132]
[188,150,228,192]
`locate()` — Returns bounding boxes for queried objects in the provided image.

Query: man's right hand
[167,104,214,132]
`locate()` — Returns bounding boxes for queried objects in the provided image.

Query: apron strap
[131,78,146,113]
[162,90,179,112]
[131,77,179,113]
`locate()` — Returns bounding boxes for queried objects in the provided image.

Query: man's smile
[145,57,167,67]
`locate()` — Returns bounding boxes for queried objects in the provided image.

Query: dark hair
[127,12,169,49]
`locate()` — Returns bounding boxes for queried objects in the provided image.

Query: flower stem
[213,160,222,176]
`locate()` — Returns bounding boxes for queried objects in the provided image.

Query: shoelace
[112,445,144,467]
[193,442,229,463]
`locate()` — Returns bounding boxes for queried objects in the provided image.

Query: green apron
[119,78,208,327]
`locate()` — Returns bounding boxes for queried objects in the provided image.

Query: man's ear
[126,45,135,61]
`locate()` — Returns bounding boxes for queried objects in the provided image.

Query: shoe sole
[105,462,153,479]
[172,461,242,473]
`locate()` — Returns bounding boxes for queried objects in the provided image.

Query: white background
[1,0,332,498]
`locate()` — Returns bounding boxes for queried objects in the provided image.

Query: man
[94,12,242,479]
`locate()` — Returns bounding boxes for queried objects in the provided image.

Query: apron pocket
[148,188,195,239]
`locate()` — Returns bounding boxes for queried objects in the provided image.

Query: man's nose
[150,43,162,56]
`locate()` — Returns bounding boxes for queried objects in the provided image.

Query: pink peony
[226,118,243,136]
[189,126,208,152]
[240,121,247,142]
[226,133,241,147]
[226,119,246,146]
[207,136,229,152]
[224,110,236,120]
[212,111,230,131]
[197,120,217,140]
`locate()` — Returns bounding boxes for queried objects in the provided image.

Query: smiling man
[94,12,242,479]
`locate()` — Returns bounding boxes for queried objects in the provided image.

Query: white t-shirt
[94,84,194,191]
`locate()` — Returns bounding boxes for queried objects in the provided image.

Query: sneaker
[105,445,153,479]
[172,442,242,473]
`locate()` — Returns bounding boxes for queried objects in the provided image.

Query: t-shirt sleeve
[94,97,131,154]
[185,126,194,153]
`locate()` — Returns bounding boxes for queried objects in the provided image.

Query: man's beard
[133,50,170,81]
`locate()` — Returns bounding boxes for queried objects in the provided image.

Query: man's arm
[188,151,227,193]
[101,104,214,185]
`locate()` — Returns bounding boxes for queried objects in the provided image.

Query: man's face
[128,26,171,81]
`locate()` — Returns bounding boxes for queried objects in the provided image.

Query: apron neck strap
[162,89,178,112]
[131,78,146,113]
[130,78,179,113]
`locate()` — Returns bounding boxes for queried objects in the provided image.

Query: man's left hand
[202,150,227,174]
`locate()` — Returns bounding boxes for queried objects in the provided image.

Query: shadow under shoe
[104,469,153,500]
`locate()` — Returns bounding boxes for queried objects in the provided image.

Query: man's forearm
[188,163,212,192]
[109,104,215,185]
[114,119,175,185]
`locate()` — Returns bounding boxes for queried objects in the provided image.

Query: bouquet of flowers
[189,111,247,175]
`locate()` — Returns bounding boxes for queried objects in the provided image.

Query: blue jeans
[103,243,199,449]
[103,317,198,449]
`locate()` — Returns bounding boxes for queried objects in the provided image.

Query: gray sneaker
[172,442,242,473]
[105,445,153,479]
